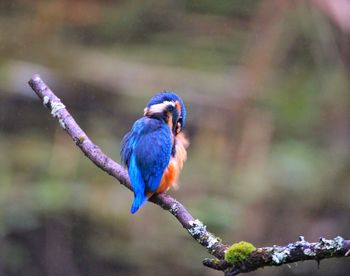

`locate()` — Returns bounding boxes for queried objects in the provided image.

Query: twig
[28,74,350,275]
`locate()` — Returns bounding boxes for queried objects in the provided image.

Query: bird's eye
[175,118,182,134]
[176,122,181,134]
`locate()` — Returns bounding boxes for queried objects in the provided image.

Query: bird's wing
[121,118,172,193]
[134,123,172,192]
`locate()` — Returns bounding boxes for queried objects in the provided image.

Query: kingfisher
[121,92,189,214]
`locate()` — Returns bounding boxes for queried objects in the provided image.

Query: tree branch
[27,74,228,259]
[204,236,350,275]
[28,74,350,275]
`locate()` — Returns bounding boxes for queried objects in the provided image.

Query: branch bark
[28,74,350,275]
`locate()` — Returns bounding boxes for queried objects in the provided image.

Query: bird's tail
[131,193,148,214]
[129,155,148,214]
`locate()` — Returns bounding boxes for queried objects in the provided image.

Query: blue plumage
[121,117,172,213]
[121,92,186,214]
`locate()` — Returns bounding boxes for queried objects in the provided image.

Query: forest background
[1,1,350,275]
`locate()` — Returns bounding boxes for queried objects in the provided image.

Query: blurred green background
[1,0,350,275]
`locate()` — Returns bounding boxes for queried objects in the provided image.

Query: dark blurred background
[1,0,350,275]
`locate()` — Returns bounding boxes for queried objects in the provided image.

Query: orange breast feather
[153,132,189,195]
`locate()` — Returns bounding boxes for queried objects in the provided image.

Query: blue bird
[121,92,188,214]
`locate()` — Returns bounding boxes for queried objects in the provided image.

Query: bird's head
[144,92,186,135]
